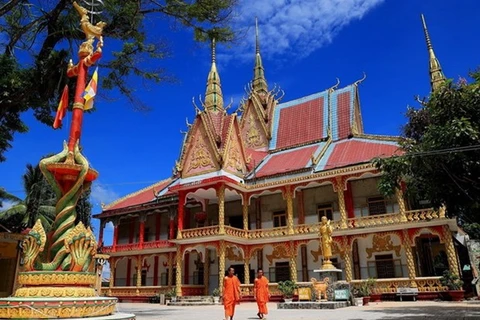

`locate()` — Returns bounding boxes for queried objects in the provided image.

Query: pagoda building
[94,16,461,301]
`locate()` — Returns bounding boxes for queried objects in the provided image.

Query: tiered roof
[96,16,445,217]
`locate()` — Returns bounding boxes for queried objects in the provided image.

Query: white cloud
[105,221,114,230]
[0,200,16,211]
[102,262,111,280]
[90,183,119,207]
[223,0,384,61]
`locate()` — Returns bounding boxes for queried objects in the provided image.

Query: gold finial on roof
[252,18,268,94]
[204,38,224,112]
[421,14,445,92]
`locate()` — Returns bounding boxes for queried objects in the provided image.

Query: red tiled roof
[255,145,319,178]
[245,148,268,171]
[325,140,402,170]
[336,91,352,140]
[104,178,172,211]
[276,96,325,149]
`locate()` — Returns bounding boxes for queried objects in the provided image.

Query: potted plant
[278,280,298,303]
[165,287,177,304]
[440,270,464,301]
[358,278,376,306]
[370,287,382,302]
[212,288,220,304]
[352,288,364,306]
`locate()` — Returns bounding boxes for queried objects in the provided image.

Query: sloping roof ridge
[103,177,173,211]
[269,141,324,155]
[277,89,329,109]
[352,133,401,143]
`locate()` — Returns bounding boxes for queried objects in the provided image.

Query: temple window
[367,196,387,215]
[317,203,333,221]
[271,261,290,282]
[273,211,287,228]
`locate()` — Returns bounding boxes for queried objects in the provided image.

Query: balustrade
[350,277,447,293]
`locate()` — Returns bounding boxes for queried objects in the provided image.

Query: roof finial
[420,14,446,92]
[204,37,223,112]
[255,17,260,55]
[252,18,268,94]
[212,37,216,64]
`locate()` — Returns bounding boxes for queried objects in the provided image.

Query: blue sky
[1,0,479,244]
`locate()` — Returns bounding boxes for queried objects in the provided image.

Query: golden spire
[252,18,268,94]
[421,14,445,92]
[204,38,224,112]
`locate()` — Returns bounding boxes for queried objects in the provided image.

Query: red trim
[297,190,305,224]
[178,192,185,231]
[153,256,159,286]
[139,220,145,249]
[129,218,135,244]
[184,253,190,285]
[169,218,175,240]
[113,224,119,252]
[126,258,131,286]
[98,220,104,245]
[169,176,239,192]
[155,214,161,241]
[345,181,355,219]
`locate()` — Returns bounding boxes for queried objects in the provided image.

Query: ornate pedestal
[0,271,135,319]
[313,268,343,301]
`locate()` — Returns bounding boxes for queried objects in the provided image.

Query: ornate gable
[180,118,220,178]
[240,99,269,150]
[223,118,248,176]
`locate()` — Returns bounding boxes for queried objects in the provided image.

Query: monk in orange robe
[223,266,241,320]
[254,269,270,319]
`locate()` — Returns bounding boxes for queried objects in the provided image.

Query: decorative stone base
[277,301,349,309]
[0,296,118,319]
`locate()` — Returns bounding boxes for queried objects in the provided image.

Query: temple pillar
[345,181,355,219]
[244,257,250,285]
[98,220,106,246]
[112,219,119,252]
[443,226,460,276]
[109,258,116,294]
[396,188,408,222]
[301,246,308,281]
[242,196,249,232]
[402,230,417,287]
[136,256,142,295]
[177,194,185,239]
[343,247,353,282]
[219,240,226,295]
[168,252,173,287]
[289,255,297,282]
[175,247,183,296]
[283,186,294,235]
[155,212,161,240]
[335,177,348,229]
[126,258,132,286]
[139,214,146,248]
[217,185,226,234]
[204,249,210,295]
[169,217,175,239]
[184,253,190,285]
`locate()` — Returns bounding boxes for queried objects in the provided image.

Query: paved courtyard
[116,301,480,320]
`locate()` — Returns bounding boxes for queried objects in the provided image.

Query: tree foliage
[375,70,480,226]
[0,0,237,161]
[0,159,94,232]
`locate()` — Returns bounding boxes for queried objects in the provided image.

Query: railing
[102,240,173,253]
[106,286,171,297]
[108,208,444,246]
[351,277,447,293]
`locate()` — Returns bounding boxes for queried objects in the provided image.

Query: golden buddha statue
[320,216,335,269]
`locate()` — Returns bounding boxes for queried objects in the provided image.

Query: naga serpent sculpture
[22,141,97,272]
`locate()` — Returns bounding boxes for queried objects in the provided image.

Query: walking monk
[254,269,270,319]
[223,266,241,320]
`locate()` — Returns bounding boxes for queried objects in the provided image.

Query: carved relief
[266,245,290,264]
[366,234,401,259]
[226,133,244,173]
[186,132,215,174]
[247,113,262,147]
[226,246,243,262]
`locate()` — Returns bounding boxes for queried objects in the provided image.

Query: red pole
[67,60,88,152]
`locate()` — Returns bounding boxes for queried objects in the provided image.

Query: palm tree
[0,163,56,232]
[0,187,21,209]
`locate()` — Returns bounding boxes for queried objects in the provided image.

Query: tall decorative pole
[0,2,135,319]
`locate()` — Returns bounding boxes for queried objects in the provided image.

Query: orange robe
[254,276,269,314]
[223,276,241,316]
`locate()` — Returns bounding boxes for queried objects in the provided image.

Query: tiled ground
[115,300,480,320]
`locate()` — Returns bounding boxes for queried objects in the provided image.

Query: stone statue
[320,216,335,269]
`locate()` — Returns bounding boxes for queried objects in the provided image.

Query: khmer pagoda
[94,15,465,302]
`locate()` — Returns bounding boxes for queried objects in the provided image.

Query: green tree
[0,163,56,232]
[0,0,237,162]
[375,70,480,226]
[0,160,94,232]
[0,187,21,209]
